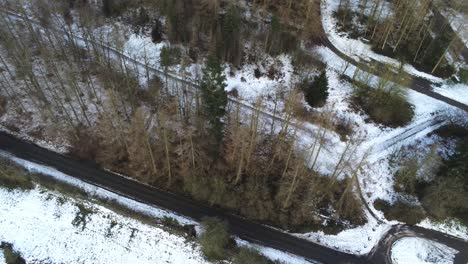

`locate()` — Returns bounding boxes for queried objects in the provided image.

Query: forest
[0,0,467,241]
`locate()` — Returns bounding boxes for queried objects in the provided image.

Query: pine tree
[200,55,228,145]
[303,71,329,107]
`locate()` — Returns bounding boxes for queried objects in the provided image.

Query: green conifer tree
[200,55,228,145]
[304,71,329,107]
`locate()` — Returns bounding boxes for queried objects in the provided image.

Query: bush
[1,243,25,264]
[374,199,425,225]
[459,68,468,84]
[421,136,468,221]
[0,160,34,191]
[199,217,231,261]
[102,0,129,17]
[233,247,272,264]
[302,71,329,107]
[0,96,6,116]
[151,20,164,43]
[352,81,414,127]
[160,46,181,68]
[394,158,419,194]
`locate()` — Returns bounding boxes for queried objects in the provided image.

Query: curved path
[369,225,468,264]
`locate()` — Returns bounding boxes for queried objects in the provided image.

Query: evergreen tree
[303,71,329,107]
[200,55,228,144]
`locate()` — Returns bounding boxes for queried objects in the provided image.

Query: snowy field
[391,237,458,264]
[0,187,209,264]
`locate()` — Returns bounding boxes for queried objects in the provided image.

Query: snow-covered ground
[434,83,468,105]
[0,187,208,264]
[297,211,391,255]
[236,239,314,264]
[419,218,468,241]
[391,237,458,264]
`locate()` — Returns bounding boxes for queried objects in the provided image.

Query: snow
[224,54,296,101]
[418,218,468,241]
[0,187,209,264]
[391,237,458,264]
[236,239,315,264]
[297,211,391,255]
[0,250,5,264]
[434,83,468,105]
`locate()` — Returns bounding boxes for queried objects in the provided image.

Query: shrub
[151,20,164,43]
[102,0,129,17]
[0,160,34,191]
[422,137,468,221]
[1,243,25,264]
[374,199,425,225]
[68,125,99,161]
[233,247,272,264]
[302,71,329,107]
[394,157,419,194]
[0,96,6,116]
[352,81,414,127]
[160,46,181,68]
[459,68,468,84]
[199,217,231,261]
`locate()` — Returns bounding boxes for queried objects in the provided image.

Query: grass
[199,217,233,261]
[351,79,414,127]
[374,199,425,225]
[1,243,25,264]
[72,203,95,231]
[459,68,468,84]
[0,160,34,191]
[233,247,274,264]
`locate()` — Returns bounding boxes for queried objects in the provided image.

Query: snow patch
[0,187,208,264]
[418,218,468,241]
[433,83,468,105]
[391,237,458,264]
[236,239,315,264]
